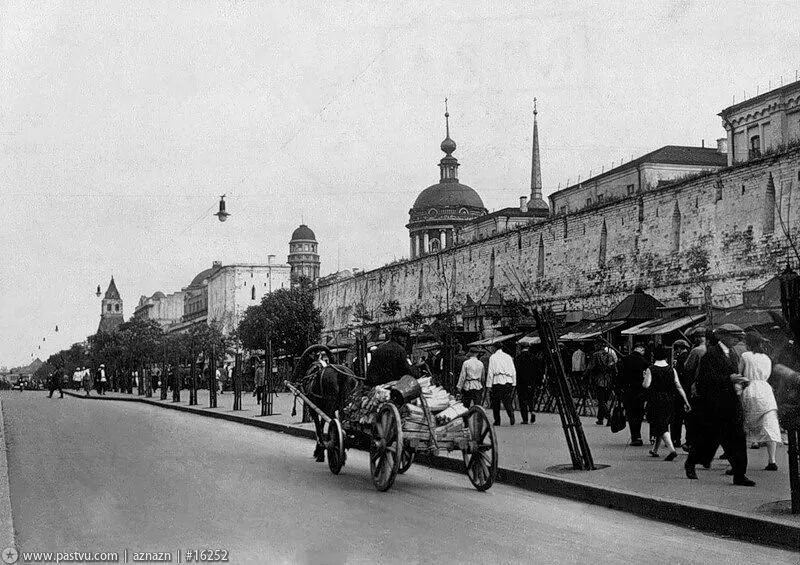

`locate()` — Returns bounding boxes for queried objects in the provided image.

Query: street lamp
[214,195,230,222]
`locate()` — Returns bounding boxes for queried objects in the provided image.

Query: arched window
[671,202,681,253]
[750,135,761,158]
[429,239,440,252]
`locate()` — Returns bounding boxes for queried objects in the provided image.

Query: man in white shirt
[572,347,586,376]
[487,343,517,426]
[457,348,485,408]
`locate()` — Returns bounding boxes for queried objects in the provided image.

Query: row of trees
[38,284,323,385]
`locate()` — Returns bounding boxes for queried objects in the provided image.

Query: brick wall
[316,148,800,335]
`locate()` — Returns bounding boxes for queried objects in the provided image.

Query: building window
[597,194,604,202]
[107,304,111,312]
[115,304,119,312]
[251,286,256,300]
[586,198,592,207]
[626,184,635,195]
[559,206,567,215]
[749,135,761,158]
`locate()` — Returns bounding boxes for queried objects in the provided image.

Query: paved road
[2,393,797,565]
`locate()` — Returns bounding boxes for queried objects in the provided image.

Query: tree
[237,286,323,357]
[117,318,164,371]
[381,299,401,319]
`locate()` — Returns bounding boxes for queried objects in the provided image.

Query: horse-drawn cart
[284,377,498,492]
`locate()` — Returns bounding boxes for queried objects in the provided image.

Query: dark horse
[292,344,361,462]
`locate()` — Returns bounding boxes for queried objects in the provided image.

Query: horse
[291,344,361,462]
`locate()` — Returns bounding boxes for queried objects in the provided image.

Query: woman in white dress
[739,332,781,470]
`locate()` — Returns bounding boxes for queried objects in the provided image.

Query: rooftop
[549,145,727,199]
[719,78,800,117]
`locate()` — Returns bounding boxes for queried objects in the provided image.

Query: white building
[719,78,800,166]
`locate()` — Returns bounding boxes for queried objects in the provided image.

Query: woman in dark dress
[644,346,691,461]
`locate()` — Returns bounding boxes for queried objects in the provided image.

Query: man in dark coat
[514,344,544,424]
[670,340,691,448]
[48,368,64,398]
[684,326,754,486]
[366,328,416,387]
[618,343,649,446]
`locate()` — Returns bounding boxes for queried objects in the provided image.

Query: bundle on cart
[341,384,392,427]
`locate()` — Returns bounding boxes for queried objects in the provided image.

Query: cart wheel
[398,447,415,474]
[370,403,403,492]
[326,419,345,475]
[462,406,498,491]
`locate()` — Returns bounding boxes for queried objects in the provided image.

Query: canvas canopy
[467,333,523,347]
[621,314,706,336]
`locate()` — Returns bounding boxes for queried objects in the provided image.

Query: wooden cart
[285,380,498,492]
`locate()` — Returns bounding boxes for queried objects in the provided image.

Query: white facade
[719,79,800,166]
[133,290,185,328]
[206,264,292,335]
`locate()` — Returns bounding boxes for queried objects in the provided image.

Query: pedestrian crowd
[445,322,783,488]
[590,323,781,487]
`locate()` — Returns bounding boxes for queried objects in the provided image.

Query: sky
[1,0,799,368]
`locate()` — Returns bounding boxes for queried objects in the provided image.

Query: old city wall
[315,148,800,334]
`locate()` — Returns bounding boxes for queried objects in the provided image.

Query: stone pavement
[62,387,800,550]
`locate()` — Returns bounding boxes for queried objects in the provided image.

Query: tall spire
[438,97,459,182]
[530,98,542,200]
[440,97,456,156]
[527,97,549,216]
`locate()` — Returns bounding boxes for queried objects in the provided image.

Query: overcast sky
[2,1,799,367]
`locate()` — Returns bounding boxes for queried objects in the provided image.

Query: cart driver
[366,327,418,387]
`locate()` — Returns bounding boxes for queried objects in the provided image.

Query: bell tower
[98,277,124,333]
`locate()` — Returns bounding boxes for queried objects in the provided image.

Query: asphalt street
[1,392,797,565]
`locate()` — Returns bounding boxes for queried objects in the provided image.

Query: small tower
[288,224,320,284]
[527,98,549,218]
[98,277,124,333]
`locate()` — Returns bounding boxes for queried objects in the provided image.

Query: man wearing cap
[457,347,485,408]
[514,344,543,424]
[366,328,417,387]
[587,339,618,426]
[486,343,517,426]
[685,326,754,486]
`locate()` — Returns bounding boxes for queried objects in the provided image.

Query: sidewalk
[65,387,799,550]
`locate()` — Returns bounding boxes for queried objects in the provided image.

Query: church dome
[291,224,316,241]
[413,182,485,211]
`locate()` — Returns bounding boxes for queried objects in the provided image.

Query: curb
[0,400,17,552]
[64,391,800,551]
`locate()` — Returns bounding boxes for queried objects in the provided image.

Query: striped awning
[621,314,706,336]
[467,333,523,347]
[559,320,626,341]
[517,333,541,345]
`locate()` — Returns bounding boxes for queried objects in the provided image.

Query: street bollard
[233,353,242,411]
[189,361,197,405]
[209,345,218,409]
[160,355,168,401]
[261,340,273,416]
